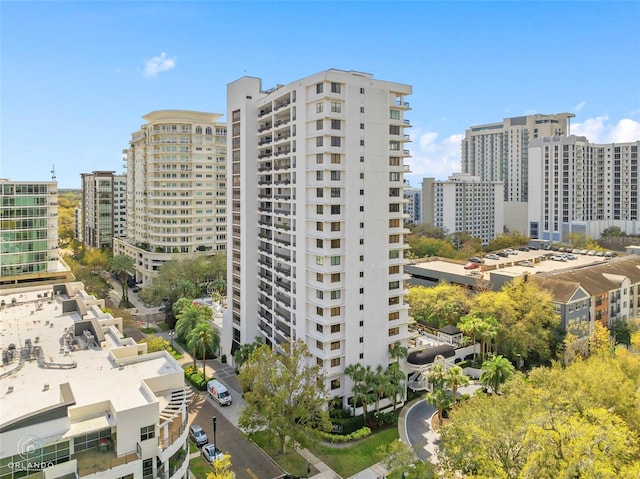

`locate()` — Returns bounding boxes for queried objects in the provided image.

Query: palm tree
[176,279,199,299]
[388,341,408,366]
[352,382,375,422]
[372,365,387,412]
[427,362,447,390]
[425,387,452,427]
[383,365,405,410]
[186,322,220,380]
[478,315,499,361]
[175,304,205,344]
[457,313,483,360]
[480,355,515,394]
[444,365,470,406]
[110,254,135,303]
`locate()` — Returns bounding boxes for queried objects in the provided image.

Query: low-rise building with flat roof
[0,283,189,479]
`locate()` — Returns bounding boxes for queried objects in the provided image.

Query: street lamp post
[169,330,174,348]
[212,416,217,447]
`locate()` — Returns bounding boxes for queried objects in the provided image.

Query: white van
[207,379,232,406]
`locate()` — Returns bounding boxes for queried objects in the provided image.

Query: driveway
[405,400,438,462]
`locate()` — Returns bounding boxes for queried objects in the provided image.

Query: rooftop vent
[43,384,49,391]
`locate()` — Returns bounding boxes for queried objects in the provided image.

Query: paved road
[189,386,283,479]
[405,400,438,462]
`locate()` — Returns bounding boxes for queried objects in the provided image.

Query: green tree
[410,223,448,239]
[438,391,531,478]
[176,279,200,299]
[186,322,220,380]
[406,282,469,329]
[444,365,470,406]
[85,247,109,273]
[473,277,561,364]
[480,355,515,394]
[238,341,332,453]
[376,439,438,479]
[139,335,170,353]
[425,387,452,427]
[388,341,408,365]
[457,313,483,360]
[232,336,263,373]
[383,365,405,410]
[110,254,135,303]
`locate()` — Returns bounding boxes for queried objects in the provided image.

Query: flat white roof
[0,286,183,427]
[409,250,610,281]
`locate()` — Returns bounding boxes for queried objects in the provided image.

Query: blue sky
[2,1,639,189]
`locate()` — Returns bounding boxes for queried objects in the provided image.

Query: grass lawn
[308,427,399,478]
[251,431,319,477]
[157,322,170,332]
[141,327,156,334]
[252,426,399,479]
[189,455,211,479]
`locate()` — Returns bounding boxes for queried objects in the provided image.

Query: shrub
[318,426,372,443]
[221,354,227,364]
[373,410,399,426]
[330,415,365,435]
[184,366,208,391]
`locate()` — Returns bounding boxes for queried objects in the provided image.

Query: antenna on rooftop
[51,164,56,181]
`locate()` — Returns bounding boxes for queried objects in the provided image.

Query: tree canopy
[237,341,332,453]
[438,345,640,478]
[406,283,470,329]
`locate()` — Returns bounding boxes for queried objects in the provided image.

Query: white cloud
[571,116,608,142]
[608,119,640,142]
[406,130,464,185]
[572,116,640,143]
[574,101,587,112]
[144,52,176,77]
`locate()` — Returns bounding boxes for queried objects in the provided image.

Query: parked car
[564,254,576,260]
[497,251,510,258]
[528,244,539,250]
[505,249,518,255]
[551,255,567,262]
[189,424,209,447]
[468,257,484,264]
[463,262,479,270]
[202,443,224,463]
[587,250,597,256]
[518,246,529,252]
[518,261,534,267]
[485,254,500,260]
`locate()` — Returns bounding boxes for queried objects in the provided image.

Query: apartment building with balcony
[461,113,574,234]
[0,179,72,289]
[403,184,422,225]
[421,173,504,245]
[225,69,412,407]
[0,282,189,479]
[113,111,227,285]
[80,171,127,250]
[528,136,640,242]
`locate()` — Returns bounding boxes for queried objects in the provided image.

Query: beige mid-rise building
[113,110,227,285]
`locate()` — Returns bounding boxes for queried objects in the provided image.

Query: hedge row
[319,426,372,443]
[184,366,209,391]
